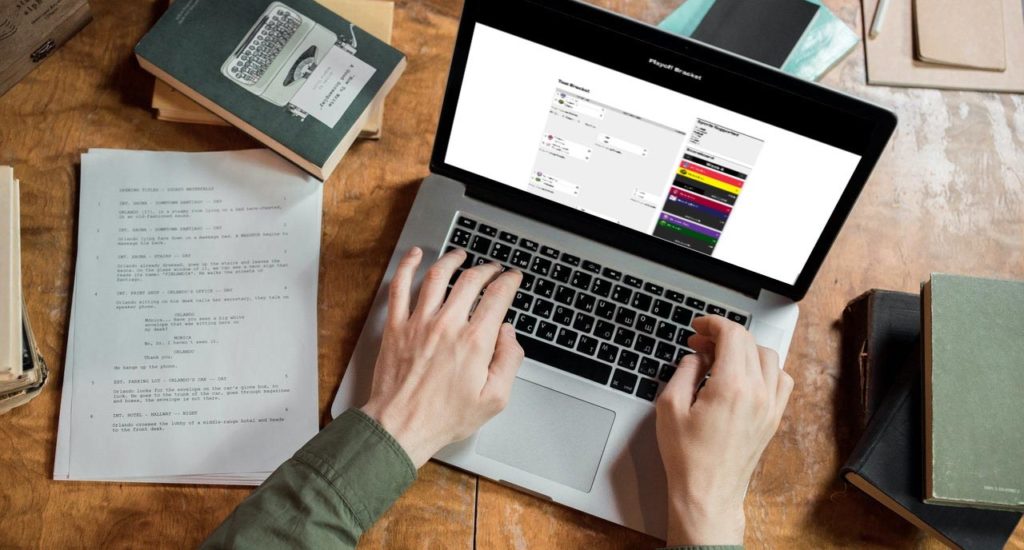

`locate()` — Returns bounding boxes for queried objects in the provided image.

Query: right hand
[655,315,793,546]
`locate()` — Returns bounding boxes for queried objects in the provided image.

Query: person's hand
[655,315,793,546]
[361,247,525,468]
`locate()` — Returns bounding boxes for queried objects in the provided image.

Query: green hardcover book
[922,273,1024,511]
[135,0,406,180]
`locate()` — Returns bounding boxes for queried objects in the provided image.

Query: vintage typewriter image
[220,2,359,121]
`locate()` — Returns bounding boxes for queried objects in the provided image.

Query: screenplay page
[55,149,322,481]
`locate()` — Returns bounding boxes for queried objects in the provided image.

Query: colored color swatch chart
[654,119,764,254]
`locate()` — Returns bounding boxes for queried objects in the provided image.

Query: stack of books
[0,166,47,414]
[841,276,1024,549]
[135,0,407,179]
[150,0,395,140]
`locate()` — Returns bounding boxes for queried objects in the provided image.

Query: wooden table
[1,0,1022,548]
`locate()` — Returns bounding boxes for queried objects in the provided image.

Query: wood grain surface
[0,0,1021,548]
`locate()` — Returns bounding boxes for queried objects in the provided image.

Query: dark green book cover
[923,273,1024,511]
[135,0,405,177]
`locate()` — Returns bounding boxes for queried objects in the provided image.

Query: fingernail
[409,246,422,257]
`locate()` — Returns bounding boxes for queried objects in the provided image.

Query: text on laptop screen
[445,24,864,285]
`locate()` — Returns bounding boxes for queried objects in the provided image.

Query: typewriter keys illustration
[221,2,357,118]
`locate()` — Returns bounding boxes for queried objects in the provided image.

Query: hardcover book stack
[135,0,407,179]
[840,276,1024,549]
[1,166,47,414]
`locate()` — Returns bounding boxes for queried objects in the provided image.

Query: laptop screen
[443,20,866,286]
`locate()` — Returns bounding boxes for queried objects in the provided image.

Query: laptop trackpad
[476,378,615,493]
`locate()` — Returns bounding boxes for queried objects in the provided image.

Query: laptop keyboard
[444,214,751,403]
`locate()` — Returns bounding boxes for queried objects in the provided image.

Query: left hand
[361,247,525,468]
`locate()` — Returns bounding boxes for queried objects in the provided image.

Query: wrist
[665,491,745,546]
[360,401,438,469]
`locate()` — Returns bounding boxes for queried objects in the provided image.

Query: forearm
[201,408,417,549]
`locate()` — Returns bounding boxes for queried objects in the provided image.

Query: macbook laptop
[332,0,896,538]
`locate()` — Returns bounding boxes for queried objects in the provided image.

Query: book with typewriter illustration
[135,0,407,179]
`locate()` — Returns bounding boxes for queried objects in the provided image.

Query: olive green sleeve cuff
[201,408,417,549]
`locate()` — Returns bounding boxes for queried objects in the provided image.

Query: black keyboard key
[643,282,664,295]
[674,347,692,364]
[450,229,471,247]
[553,306,573,325]
[577,335,598,356]
[707,304,727,317]
[611,369,638,394]
[727,312,748,325]
[639,357,660,377]
[520,273,535,292]
[656,321,678,342]
[631,293,652,312]
[512,291,533,311]
[532,298,554,319]
[556,328,579,348]
[554,285,576,306]
[658,364,676,382]
[636,314,657,334]
[591,278,613,298]
[594,320,616,340]
[531,257,552,276]
[536,321,557,341]
[614,307,636,327]
[570,271,592,290]
[671,306,694,326]
[551,264,572,283]
[613,327,636,347]
[504,309,516,324]
[561,253,580,267]
[655,342,676,362]
[665,290,686,303]
[499,231,518,244]
[685,297,706,311]
[510,249,532,269]
[572,312,595,333]
[540,246,560,259]
[582,260,602,274]
[518,335,612,385]
[618,350,639,370]
[491,242,512,262]
[602,268,622,281]
[596,342,618,363]
[636,378,659,401]
[535,279,556,299]
[651,299,673,319]
[574,293,596,313]
[460,253,475,270]
[472,256,489,267]
[478,223,497,236]
[456,216,477,230]
[675,328,695,346]
[595,300,616,320]
[470,235,492,254]
[611,285,633,305]
[634,334,656,355]
[515,314,537,334]
[623,275,643,289]
[521,238,539,252]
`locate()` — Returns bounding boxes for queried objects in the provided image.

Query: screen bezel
[429,0,897,301]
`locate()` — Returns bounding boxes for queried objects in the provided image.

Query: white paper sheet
[55,149,322,483]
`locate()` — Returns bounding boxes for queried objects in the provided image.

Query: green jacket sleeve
[201,408,417,549]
